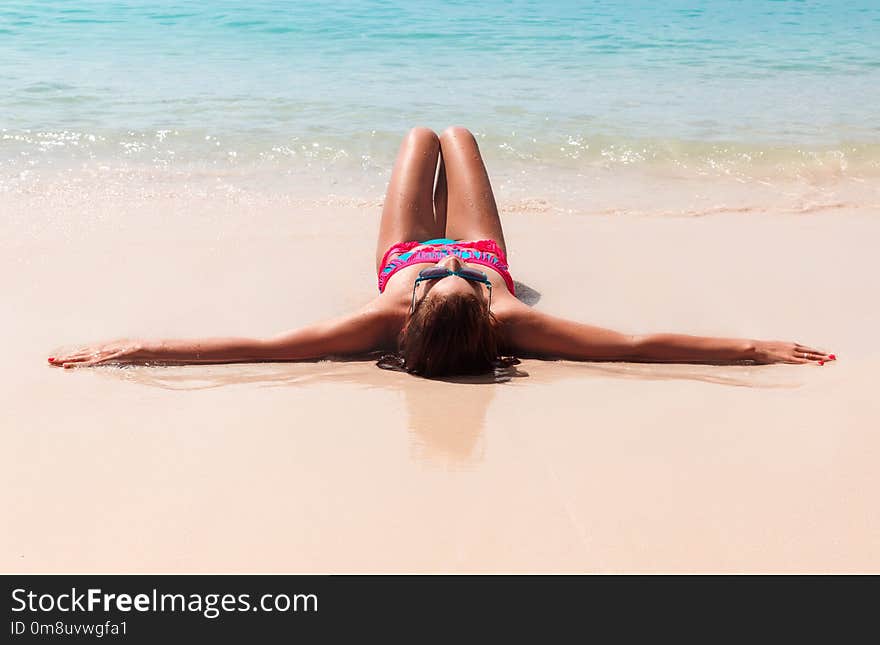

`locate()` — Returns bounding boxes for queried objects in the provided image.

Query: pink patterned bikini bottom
[377,238,515,295]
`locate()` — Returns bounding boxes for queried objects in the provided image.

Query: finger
[56,356,85,366]
[795,344,832,357]
[777,349,811,363]
[54,348,102,367]
[60,356,95,368]
[81,350,127,367]
[792,345,829,358]
[791,354,830,366]
[62,359,94,368]
[62,351,92,362]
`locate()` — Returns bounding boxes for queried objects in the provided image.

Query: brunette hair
[378,291,510,377]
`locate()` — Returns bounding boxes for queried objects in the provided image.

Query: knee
[440,126,475,142]
[405,127,439,147]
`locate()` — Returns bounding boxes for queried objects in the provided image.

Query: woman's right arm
[50,302,394,368]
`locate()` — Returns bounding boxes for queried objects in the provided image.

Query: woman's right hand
[752,340,835,365]
[48,338,145,368]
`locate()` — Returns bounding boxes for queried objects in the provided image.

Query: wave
[3,127,880,181]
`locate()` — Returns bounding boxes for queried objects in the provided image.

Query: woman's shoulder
[491,298,532,325]
[372,290,413,325]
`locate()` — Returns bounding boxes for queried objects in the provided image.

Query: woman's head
[399,289,501,377]
[397,256,501,376]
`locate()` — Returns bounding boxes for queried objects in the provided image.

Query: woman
[48,127,834,375]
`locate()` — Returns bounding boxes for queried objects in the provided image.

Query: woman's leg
[375,127,443,272]
[437,126,507,256]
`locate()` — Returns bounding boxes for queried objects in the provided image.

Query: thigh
[438,126,507,256]
[375,128,443,272]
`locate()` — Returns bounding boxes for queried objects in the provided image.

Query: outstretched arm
[50,301,394,368]
[503,307,833,365]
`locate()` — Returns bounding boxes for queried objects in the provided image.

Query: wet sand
[2,180,878,572]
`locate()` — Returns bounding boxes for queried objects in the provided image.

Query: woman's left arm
[503,307,832,364]
[629,333,833,364]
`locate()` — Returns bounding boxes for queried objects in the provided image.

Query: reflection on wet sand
[536,360,804,389]
[399,363,529,467]
[402,380,495,468]
[106,358,529,468]
[96,357,802,470]
[106,357,803,392]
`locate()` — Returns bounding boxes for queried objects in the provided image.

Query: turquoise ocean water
[2,0,880,187]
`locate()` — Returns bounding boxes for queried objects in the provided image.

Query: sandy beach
[2,168,878,573]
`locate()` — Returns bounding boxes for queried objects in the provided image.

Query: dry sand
[2,176,878,572]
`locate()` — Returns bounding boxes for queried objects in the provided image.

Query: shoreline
[4,158,880,227]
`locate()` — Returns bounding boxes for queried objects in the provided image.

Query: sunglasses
[410,267,493,314]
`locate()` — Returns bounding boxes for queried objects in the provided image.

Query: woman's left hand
[48,339,145,368]
[752,340,836,365]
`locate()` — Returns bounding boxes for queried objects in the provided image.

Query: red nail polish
[829,354,836,360]
[48,357,55,362]
[818,360,825,366]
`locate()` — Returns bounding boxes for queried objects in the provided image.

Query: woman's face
[415,255,488,306]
